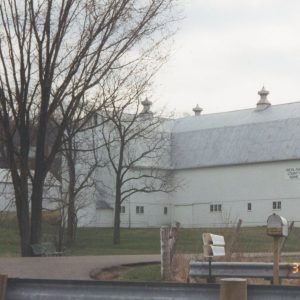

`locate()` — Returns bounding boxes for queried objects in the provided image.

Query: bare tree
[62,117,107,244]
[0,0,178,256]
[100,93,175,244]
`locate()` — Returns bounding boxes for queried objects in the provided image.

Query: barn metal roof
[171,101,300,169]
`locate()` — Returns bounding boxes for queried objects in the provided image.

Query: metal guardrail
[189,261,300,279]
[5,278,300,300]
[6,279,217,300]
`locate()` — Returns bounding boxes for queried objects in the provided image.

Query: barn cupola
[193,104,203,116]
[256,86,271,111]
[140,97,153,116]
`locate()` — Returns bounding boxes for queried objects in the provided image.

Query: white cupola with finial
[193,104,203,116]
[256,86,271,111]
[140,97,153,116]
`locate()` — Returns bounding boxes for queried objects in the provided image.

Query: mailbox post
[267,213,288,285]
[202,233,225,283]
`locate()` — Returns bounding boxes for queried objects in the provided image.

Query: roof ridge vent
[140,97,153,115]
[256,86,271,111]
[193,104,203,116]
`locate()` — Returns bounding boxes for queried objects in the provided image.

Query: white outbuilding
[0,169,61,212]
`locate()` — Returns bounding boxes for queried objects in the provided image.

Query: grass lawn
[1,220,300,256]
[119,264,161,282]
[68,228,162,255]
[0,223,21,256]
[64,227,278,256]
[69,227,279,256]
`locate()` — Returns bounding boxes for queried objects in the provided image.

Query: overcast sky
[152,0,300,116]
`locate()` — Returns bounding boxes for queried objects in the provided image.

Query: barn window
[164,207,168,215]
[247,203,252,211]
[136,206,144,214]
[121,206,125,213]
[210,204,222,212]
[273,201,281,210]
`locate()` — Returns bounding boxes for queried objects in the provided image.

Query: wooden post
[160,226,171,280]
[273,236,280,285]
[169,222,180,263]
[220,278,247,300]
[0,275,7,300]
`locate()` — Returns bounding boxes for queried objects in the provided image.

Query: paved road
[0,255,160,280]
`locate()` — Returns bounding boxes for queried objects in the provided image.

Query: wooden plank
[160,227,171,280]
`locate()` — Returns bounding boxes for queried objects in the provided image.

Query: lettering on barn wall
[285,168,300,180]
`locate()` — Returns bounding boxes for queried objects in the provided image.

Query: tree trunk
[113,203,121,245]
[113,180,121,245]
[67,193,77,244]
[30,173,45,245]
[12,167,31,256]
[15,193,31,256]
[30,80,50,245]
[67,148,77,244]
[3,100,32,256]
[57,211,65,252]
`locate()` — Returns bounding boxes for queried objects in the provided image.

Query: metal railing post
[273,236,280,285]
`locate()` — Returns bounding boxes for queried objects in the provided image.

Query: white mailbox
[202,233,225,257]
[267,214,288,237]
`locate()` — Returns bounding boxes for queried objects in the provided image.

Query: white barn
[77,88,300,228]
